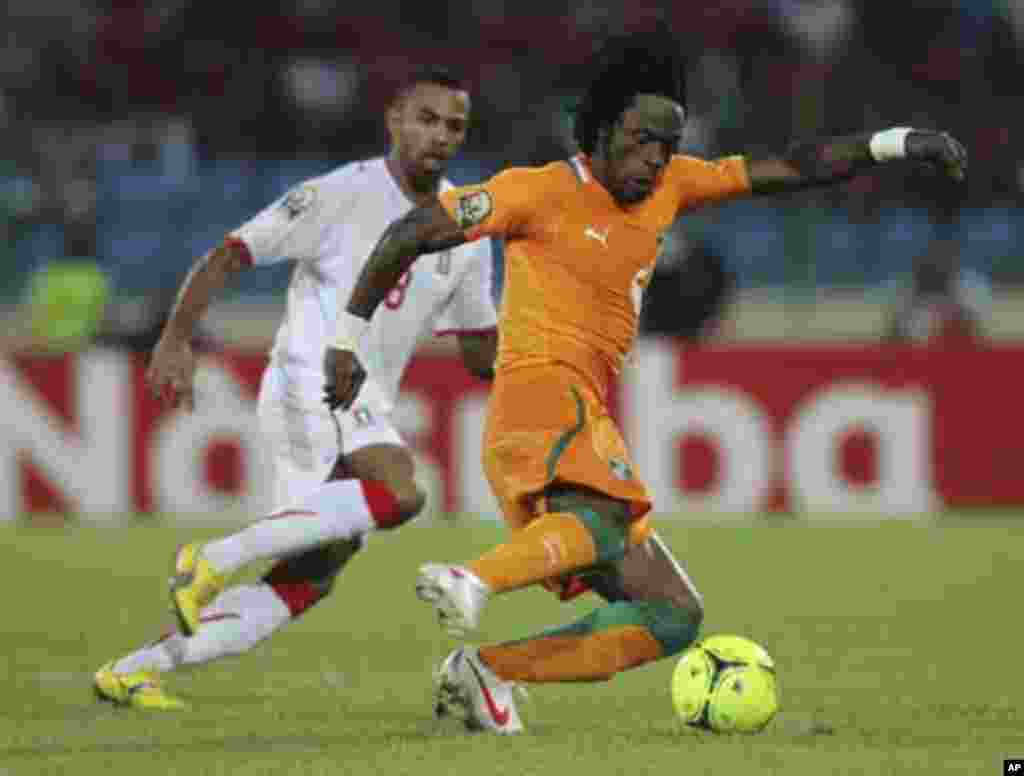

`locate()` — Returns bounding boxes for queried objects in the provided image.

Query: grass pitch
[2,514,1022,775]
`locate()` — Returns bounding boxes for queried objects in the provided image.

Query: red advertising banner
[2,342,1022,519]
[624,342,1024,515]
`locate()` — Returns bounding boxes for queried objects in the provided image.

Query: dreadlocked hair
[572,25,688,155]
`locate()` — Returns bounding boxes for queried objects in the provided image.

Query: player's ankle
[475,647,506,680]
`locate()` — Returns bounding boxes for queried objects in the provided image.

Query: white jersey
[231,157,497,412]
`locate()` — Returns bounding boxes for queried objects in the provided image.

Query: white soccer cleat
[415,564,490,637]
[435,647,524,735]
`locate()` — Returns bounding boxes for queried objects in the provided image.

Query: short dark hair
[391,66,466,106]
[573,25,688,155]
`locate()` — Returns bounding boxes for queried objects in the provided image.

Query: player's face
[388,83,471,176]
[602,94,684,204]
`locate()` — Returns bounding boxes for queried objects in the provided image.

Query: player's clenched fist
[323,346,367,412]
[324,310,370,411]
[146,333,196,410]
[905,130,968,182]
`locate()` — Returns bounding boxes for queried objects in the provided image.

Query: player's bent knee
[667,589,704,632]
[262,539,363,616]
[356,479,424,529]
[385,481,426,529]
[638,599,702,658]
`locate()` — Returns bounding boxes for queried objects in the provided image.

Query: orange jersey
[439,153,750,392]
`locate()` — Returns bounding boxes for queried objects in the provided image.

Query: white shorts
[256,367,404,510]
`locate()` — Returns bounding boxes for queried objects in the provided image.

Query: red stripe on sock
[360,480,403,529]
[199,612,242,624]
[266,579,321,617]
[267,509,318,520]
[148,628,177,647]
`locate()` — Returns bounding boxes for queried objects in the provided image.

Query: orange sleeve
[669,154,752,214]
[439,167,543,242]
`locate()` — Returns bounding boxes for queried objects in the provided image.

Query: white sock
[179,584,292,665]
[202,479,386,576]
[112,584,292,674]
[112,637,177,674]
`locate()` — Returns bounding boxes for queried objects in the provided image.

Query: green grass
[2,514,1023,775]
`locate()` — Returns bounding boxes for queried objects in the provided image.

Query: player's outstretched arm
[745,128,968,195]
[146,239,251,410]
[347,201,468,320]
[324,200,468,412]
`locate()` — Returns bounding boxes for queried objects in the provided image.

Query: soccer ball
[671,634,779,734]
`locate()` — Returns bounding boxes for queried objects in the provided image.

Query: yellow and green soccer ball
[671,634,779,734]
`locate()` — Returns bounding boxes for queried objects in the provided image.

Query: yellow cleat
[169,542,226,636]
[93,662,186,710]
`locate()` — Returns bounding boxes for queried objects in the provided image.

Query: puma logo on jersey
[584,226,610,248]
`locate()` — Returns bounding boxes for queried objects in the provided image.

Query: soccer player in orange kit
[324,27,968,733]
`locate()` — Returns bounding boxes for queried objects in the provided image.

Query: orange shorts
[482,364,653,545]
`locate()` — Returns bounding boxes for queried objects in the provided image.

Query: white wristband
[869,127,913,162]
[331,311,369,352]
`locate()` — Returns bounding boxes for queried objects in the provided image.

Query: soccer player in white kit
[93,68,498,709]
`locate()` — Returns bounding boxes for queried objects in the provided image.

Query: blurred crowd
[2,0,1022,345]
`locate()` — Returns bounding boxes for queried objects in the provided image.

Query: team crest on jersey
[455,190,492,228]
[609,458,633,481]
[280,185,316,220]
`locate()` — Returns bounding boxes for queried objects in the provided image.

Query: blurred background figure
[94,285,219,354]
[885,237,992,344]
[0,0,1020,345]
[640,232,736,343]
